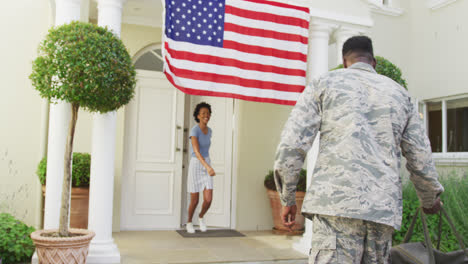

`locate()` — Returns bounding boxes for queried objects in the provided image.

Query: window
[419,95,468,163]
[134,48,163,72]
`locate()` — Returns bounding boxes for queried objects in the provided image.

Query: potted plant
[29,21,136,264]
[37,152,91,229]
[333,56,408,89]
[264,169,307,235]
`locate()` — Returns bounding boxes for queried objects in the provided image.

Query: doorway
[121,44,234,230]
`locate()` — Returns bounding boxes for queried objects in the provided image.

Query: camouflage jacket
[274,62,444,229]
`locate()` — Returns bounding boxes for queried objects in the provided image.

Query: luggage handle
[402,205,468,264]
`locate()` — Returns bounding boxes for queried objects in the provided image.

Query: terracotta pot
[31,229,95,264]
[267,189,305,235]
[42,186,89,229]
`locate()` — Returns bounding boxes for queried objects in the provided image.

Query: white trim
[370,5,404,16]
[132,43,163,64]
[230,99,239,229]
[442,100,447,153]
[428,0,458,10]
[123,15,162,28]
[433,153,468,166]
[366,0,404,16]
[308,7,373,28]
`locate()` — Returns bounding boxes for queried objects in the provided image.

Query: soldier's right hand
[422,197,442,214]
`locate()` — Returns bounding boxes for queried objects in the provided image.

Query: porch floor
[113,230,308,264]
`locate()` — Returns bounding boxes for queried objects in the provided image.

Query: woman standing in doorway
[186,102,215,233]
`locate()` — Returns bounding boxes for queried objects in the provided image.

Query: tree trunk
[59,103,79,237]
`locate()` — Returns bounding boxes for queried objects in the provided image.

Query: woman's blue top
[189,125,212,158]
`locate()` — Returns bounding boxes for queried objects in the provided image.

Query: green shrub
[37,153,91,187]
[393,173,468,252]
[333,56,407,89]
[0,213,35,263]
[264,169,307,192]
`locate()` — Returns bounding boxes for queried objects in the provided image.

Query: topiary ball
[30,21,136,113]
[332,56,407,89]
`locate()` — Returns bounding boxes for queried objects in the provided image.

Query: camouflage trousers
[308,214,394,264]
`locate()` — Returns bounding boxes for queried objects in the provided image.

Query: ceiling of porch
[89,0,164,28]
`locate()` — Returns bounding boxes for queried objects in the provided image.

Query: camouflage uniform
[274,62,444,263]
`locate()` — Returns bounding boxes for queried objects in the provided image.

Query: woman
[186,102,215,233]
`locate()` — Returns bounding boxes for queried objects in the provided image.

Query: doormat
[176,229,245,238]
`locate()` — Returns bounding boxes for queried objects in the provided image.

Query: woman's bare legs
[188,192,199,222]
[199,188,213,218]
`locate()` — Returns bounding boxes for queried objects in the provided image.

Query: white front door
[121,70,185,230]
[182,96,233,228]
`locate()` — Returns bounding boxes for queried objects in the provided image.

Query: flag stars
[166,0,224,47]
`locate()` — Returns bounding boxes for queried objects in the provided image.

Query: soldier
[274,36,444,264]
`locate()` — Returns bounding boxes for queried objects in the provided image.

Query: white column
[87,0,124,263]
[293,22,331,256]
[43,0,81,231]
[335,28,358,67]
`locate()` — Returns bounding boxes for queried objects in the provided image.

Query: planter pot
[42,186,89,229]
[31,229,95,264]
[267,189,305,235]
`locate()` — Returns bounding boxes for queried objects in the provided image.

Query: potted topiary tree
[264,169,307,235]
[29,21,136,264]
[333,56,408,89]
[37,152,91,229]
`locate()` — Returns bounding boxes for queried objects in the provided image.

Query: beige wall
[405,0,467,100]
[0,0,52,227]
[369,2,411,84]
[234,101,293,230]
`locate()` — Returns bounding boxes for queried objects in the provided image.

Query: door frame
[121,43,239,230]
[180,96,238,229]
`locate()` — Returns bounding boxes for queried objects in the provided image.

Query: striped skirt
[187,157,213,193]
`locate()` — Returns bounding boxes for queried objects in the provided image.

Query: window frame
[419,94,468,165]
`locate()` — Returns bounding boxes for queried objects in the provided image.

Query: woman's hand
[206,166,216,176]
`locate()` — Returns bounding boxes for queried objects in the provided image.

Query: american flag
[163,0,310,105]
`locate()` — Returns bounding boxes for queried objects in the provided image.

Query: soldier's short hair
[342,36,374,60]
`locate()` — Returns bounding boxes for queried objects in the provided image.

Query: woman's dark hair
[193,102,212,123]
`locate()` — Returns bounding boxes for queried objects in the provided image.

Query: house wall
[234,101,293,230]
[0,0,52,227]
[405,0,467,100]
[369,1,411,84]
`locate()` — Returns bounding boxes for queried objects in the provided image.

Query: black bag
[391,206,468,264]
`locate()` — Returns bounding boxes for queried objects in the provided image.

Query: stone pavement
[113,230,308,264]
